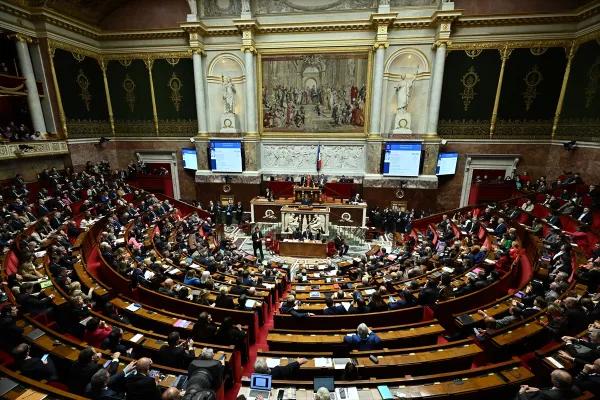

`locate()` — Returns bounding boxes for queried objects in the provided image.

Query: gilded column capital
[241,45,257,54]
[432,40,451,50]
[499,46,513,62]
[8,33,33,44]
[143,58,154,70]
[192,48,206,56]
[373,42,389,51]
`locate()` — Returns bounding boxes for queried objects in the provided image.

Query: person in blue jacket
[343,323,381,351]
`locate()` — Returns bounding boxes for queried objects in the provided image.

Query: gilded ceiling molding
[48,39,100,60]
[101,52,192,61]
[447,40,572,51]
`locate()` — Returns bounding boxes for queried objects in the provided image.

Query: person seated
[253,356,308,380]
[323,296,347,315]
[192,312,218,342]
[477,306,523,329]
[417,278,439,306]
[280,295,313,317]
[86,360,136,400]
[12,343,59,382]
[84,317,113,348]
[69,347,121,395]
[558,329,600,369]
[292,227,302,240]
[389,289,418,310]
[348,296,370,314]
[515,369,580,399]
[343,323,381,351]
[157,331,195,369]
[125,357,162,400]
[574,358,600,396]
[349,193,362,204]
[301,194,313,206]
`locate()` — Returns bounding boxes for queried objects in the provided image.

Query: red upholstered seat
[326,241,337,257]
[6,252,19,276]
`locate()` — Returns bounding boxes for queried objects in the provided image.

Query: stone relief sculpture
[262,145,364,171]
[241,0,251,13]
[391,0,436,5]
[257,0,376,13]
[204,0,240,16]
[308,214,326,235]
[283,213,300,233]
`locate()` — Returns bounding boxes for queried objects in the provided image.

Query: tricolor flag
[316,145,322,171]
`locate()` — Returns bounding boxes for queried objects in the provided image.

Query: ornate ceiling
[7,0,599,28]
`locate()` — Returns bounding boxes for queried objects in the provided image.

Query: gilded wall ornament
[523,65,543,111]
[76,69,92,112]
[168,72,183,112]
[460,66,479,111]
[530,47,547,56]
[72,52,85,62]
[166,57,180,66]
[122,74,136,112]
[585,57,600,108]
[119,59,132,67]
[464,49,482,59]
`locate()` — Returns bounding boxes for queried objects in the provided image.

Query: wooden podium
[294,186,322,203]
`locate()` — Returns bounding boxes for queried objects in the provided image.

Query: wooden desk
[294,186,322,203]
[279,241,327,258]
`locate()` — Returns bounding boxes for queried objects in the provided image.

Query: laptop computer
[0,377,18,397]
[248,373,271,400]
[314,377,336,400]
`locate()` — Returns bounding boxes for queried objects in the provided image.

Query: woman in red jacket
[84,317,112,347]
[564,225,591,257]
[509,241,520,261]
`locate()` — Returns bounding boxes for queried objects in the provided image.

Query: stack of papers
[309,292,320,298]
[130,333,144,343]
[245,299,257,308]
[126,303,142,312]
[314,358,332,367]
[167,268,180,275]
[364,289,376,295]
[34,250,47,258]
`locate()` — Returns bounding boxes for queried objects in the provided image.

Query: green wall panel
[53,48,111,137]
[107,59,154,136]
[153,58,197,136]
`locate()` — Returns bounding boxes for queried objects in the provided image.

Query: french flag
[316,145,322,171]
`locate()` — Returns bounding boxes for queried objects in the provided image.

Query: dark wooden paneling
[195,183,260,209]
[363,188,438,212]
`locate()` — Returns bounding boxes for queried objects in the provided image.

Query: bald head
[550,369,572,390]
[162,387,181,400]
[136,357,152,374]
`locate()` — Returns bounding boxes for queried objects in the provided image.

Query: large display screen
[182,148,198,170]
[436,152,459,175]
[383,143,422,177]
[210,140,242,173]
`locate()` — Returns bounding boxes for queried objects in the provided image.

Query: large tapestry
[260,52,369,134]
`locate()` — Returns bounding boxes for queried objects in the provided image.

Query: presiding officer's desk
[279,240,327,258]
[237,357,534,400]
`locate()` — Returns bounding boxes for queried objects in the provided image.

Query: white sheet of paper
[266,358,281,368]
[314,357,332,367]
[131,333,144,343]
[546,357,564,369]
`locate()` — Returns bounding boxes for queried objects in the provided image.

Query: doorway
[459,154,521,207]
[135,150,181,200]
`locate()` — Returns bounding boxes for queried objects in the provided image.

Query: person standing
[252,227,264,259]
[225,201,233,226]
[235,201,244,223]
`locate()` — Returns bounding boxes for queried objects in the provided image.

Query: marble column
[368,45,386,135]
[426,42,447,135]
[192,50,208,134]
[14,35,47,133]
[244,49,257,134]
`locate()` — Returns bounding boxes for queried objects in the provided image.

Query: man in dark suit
[292,227,302,240]
[254,356,308,380]
[493,218,508,237]
[69,347,121,395]
[323,296,347,315]
[301,194,312,206]
[229,278,248,296]
[334,232,349,256]
[225,201,234,225]
[125,357,161,400]
[515,369,580,399]
[235,201,244,223]
[15,283,54,317]
[12,343,59,381]
[577,207,594,225]
[86,362,132,400]
[563,297,590,335]
[36,199,50,216]
[252,227,264,259]
[50,212,63,230]
[302,228,313,241]
[0,305,24,351]
[215,287,235,309]
[574,358,600,397]
[558,330,600,369]
[156,332,195,369]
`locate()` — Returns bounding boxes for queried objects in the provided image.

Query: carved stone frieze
[261,144,365,173]
[0,140,69,160]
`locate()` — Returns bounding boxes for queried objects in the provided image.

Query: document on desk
[126,303,141,312]
[245,299,257,308]
[130,333,144,343]
[266,358,281,368]
[333,358,350,369]
[546,356,564,369]
[364,289,376,295]
[314,357,332,368]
